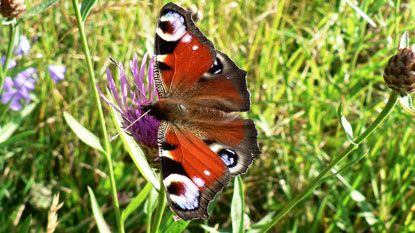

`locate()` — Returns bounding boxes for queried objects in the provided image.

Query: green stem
[261,92,398,232]
[150,178,166,233]
[71,1,122,232]
[0,21,18,90]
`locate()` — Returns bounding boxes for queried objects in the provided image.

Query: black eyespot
[161,142,178,151]
[203,140,216,145]
[167,181,185,195]
[155,34,178,55]
[160,157,187,178]
[157,61,172,71]
[218,148,238,168]
[159,21,173,33]
[208,57,223,75]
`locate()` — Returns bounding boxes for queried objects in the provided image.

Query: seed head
[384,48,415,94]
[0,0,26,19]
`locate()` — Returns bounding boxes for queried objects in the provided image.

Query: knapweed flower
[14,35,31,56]
[48,65,66,83]
[0,0,26,19]
[1,67,36,111]
[99,53,160,149]
[384,48,415,94]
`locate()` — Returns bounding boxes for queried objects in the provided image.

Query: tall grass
[1,0,415,232]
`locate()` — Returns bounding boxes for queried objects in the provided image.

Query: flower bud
[0,0,26,19]
[384,48,415,94]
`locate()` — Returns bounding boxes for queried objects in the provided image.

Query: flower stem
[150,178,166,232]
[0,21,18,90]
[71,1,122,232]
[261,92,398,232]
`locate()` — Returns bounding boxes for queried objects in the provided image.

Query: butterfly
[143,2,260,220]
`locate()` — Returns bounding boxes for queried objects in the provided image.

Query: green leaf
[17,215,31,233]
[343,0,376,28]
[231,176,245,233]
[398,95,415,115]
[87,187,111,233]
[20,0,59,20]
[0,101,37,144]
[200,225,228,233]
[337,104,357,145]
[159,211,189,233]
[63,111,104,153]
[110,106,160,189]
[121,182,153,224]
[80,0,98,22]
[246,212,276,233]
[399,31,410,49]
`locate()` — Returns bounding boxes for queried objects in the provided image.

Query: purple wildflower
[1,67,37,111]
[99,53,160,148]
[48,65,66,83]
[14,35,31,56]
[1,56,17,70]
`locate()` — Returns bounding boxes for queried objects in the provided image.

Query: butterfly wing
[154,3,250,112]
[158,122,230,220]
[195,117,260,176]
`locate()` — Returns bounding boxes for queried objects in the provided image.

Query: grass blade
[17,215,31,233]
[158,211,189,233]
[0,101,37,144]
[121,182,153,224]
[20,0,59,20]
[87,187,111,233]
[63,111,104,153]
[150,178,166,233]
[231,176,245,233]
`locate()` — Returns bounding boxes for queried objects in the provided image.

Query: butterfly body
[151,3,260,220]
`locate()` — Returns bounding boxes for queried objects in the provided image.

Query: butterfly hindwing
[188,112,260,176]
[158,122,230,220]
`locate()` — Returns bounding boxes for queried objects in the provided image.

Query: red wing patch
[154,3,215,97]
[159,123,230,220]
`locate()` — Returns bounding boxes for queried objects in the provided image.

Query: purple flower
[48,65,66,83]
[98,53,160,148]
[1,56,17,70]
[14,36,31,56]
[1,67,37,111]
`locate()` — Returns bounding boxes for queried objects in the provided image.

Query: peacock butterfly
[143,2,260,220]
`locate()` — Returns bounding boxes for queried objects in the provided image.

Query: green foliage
[87,187,111,233]
[2,0,415,232]
[63,111,104,153]
[80,0,97,22]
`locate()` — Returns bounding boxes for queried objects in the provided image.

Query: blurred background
[1,0,415,232]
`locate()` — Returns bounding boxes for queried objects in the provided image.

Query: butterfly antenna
[110,109,151,141]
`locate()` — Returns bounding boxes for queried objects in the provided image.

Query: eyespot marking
[208,57,223,75]
[156,11,186,41]
[164,174,200,211]
[218,148,238,168]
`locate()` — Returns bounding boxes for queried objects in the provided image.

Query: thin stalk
[0,21,18,90]
[71,1,122,232]
[150,178,166,233]
[261,92,398,232]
